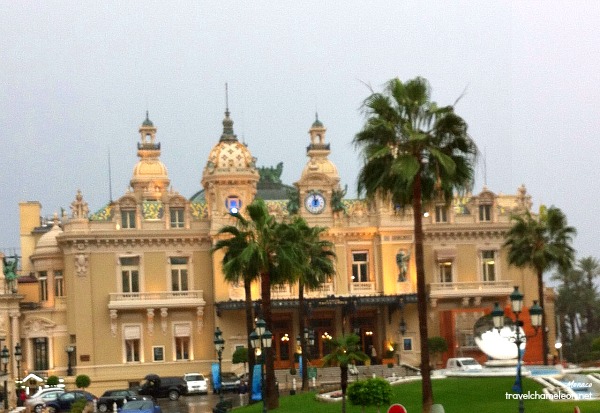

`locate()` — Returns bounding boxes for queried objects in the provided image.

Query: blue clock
[305,192,326,214]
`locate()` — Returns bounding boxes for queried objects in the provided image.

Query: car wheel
[34,404,44,413]
[168,390,180,401]
[98,403,108,412]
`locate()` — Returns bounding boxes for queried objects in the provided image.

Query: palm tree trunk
[261,272,279,410]
[536,269,549,365]
[413,172,433,413]
[341,365,348,413]
[244,281,256,398]
[299,282,309,391]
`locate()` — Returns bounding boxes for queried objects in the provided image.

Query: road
[157,392,250,413]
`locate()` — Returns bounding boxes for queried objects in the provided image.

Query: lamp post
[213,327,225,403]
[14,343,21,405]
[250,318,272,413]
[399,318,407,372]
[1,346,9,410]
[492,286,543,413]
[66,346,75,376]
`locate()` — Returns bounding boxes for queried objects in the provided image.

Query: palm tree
[353,77,477,413]
[212,199,304,409]
[322,334,369,413]
[289,216,336,390]
[577,256,600,332]
[504,205,576,365]
[212,222,258,394]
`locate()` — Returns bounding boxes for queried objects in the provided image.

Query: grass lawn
[233,377,600,412]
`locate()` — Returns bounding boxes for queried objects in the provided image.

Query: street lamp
[213,327,225,403]
[14,343,21,405]
[399,318,407,372]
[1,346,9,410]
[250,318,272,413]
[66,346,75,376]
[492,286,542,413]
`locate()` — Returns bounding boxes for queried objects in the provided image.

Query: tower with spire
[201,96,259,232]
[295,114,341,223]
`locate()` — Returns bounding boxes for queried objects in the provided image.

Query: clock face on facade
[304,192,326,214]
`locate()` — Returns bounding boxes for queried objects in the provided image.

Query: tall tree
[322,334,369,413]
[289,217,336,390]
[504,205,576,365]
[353,77,477,413]
[212,199,303,409]
[577,256,600,332]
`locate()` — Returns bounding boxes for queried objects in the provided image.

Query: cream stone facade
[4,111,555,397]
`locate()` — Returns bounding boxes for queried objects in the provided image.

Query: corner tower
[201,106,259,232]
[295,114,341,223]
[130,112,170,200]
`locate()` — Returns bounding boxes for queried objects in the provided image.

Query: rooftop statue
[258,162,283,184]
[3,255,19,293]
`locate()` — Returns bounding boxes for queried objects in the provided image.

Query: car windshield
[123,400,153,410]
[185,374,203,381]
[221,373,237,381]
[461,359,479,365]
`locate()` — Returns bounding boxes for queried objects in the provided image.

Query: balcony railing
[271,284,294,299]
[350,281,376,295]
[429,280,512,298]
[305,283,334,298]
[108,290,205,310]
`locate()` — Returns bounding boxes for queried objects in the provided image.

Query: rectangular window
[121,209,136,229]
[170,257,189,291]
[482,250,496,282]
[351,252,369,282]
[175,337,190,360]
[435,205,447,223]
[33,337,49,370]
[126,339,140,362]
[438,261,453,283]
[39,271,48,301]
[170,208,185,228]
[120,257,140,293]
[479,204,492,222]
[153,346,165,362]
[174,324,191,361]
[124,325,141,363]
[54,270,64,297]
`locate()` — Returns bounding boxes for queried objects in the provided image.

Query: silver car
[24,389,65,413]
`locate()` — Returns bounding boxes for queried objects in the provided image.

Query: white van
[183,373,208,394]
[445,357,483,371]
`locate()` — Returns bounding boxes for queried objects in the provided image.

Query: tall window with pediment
[54,270,64,297]
[33,337,49,370]
[121,209,136,229]
[481,250,496,282]
[351,252,369,282]
[435,205,448,223]
[174,324,191,361]
[39,271,48,301]
[479,204,492,222]
[120,257,140,293]
[170,208,185,228]
[124,325,141,363]
[170,257,189,292]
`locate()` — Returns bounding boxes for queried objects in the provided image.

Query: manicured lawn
[233,377,600,412]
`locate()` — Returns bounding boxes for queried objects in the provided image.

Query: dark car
[136,374,187,401]
[45,390,96,413]
[219,372,241,392]
[121,399,162,413]
[97,389,141,412]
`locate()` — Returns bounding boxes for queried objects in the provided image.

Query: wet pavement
[157,392,249,413]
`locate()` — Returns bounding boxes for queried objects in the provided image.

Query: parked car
[183,373,208,395]
[24,389,65,413]
[135,374,187,400]
[445,357,483,371]
[97,389,141,412]
[29,387,66,399]
[45,390,96,413]
[121,399,162,413]
[218,372,240,393]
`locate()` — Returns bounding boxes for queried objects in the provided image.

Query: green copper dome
[142,111,154,127]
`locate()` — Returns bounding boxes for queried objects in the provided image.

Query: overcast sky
[1,1,598,264]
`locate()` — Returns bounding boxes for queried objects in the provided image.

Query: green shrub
[69,398,88,413]
[75,374,91,389]
[46,375,60,386]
